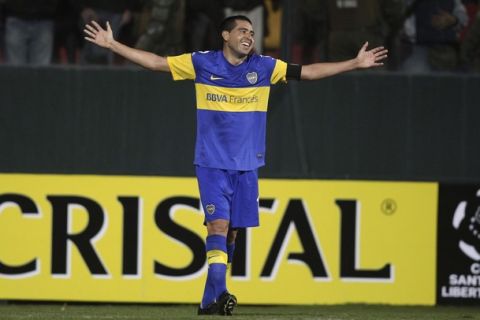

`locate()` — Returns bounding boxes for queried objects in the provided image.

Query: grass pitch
[1,303,480,320]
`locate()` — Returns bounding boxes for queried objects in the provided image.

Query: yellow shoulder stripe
[167,54,196,81]
[271,60,287,84]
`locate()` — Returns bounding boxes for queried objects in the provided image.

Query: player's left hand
[356,42,388,68]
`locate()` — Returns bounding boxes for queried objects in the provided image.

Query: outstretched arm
[83,21,170,72]
[300,42,388,80]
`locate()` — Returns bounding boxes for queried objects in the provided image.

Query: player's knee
[207,219,229,235]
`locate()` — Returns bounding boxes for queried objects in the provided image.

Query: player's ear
[221,30,230,42]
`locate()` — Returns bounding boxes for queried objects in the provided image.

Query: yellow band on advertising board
[0,174,437,305]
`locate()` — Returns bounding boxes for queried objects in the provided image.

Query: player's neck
[222,47,249,66]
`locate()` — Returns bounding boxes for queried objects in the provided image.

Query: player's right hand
[84,21,114,49]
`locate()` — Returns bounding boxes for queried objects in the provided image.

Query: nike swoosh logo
[210,75,223,80]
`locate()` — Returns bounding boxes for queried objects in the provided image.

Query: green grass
[1,303,480,320]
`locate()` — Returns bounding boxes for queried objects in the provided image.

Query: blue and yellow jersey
[167,50,288,170]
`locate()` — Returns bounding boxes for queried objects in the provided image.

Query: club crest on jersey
[206,204,215,215]
[246,72,258,84]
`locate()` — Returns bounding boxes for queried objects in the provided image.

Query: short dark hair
[219,15,252,33]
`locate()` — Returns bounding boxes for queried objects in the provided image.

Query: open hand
[84,21,114,49]
[356,42,388,68]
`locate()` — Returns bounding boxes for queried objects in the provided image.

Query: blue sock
[201,235,227,308]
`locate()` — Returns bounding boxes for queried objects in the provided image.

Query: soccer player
[83,15,387,316]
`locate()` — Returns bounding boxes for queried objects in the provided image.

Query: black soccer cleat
[197,301,219,315]
[217,291,237,316]
[197,292,237,316]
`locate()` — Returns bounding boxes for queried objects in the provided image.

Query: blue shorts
[195,166,259,228]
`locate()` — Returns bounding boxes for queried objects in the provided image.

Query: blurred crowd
[0,0,479,73]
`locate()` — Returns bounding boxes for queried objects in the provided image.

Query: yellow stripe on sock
[207,250,228,265]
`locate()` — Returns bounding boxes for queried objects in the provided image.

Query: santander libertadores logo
[452,189,480,261]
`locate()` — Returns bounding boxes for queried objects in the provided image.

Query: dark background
[1,66,479,182]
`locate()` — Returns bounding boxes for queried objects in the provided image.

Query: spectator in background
[53,0,82,64]
[224,0,265,53]
[326,0,404,63]
[459,0,479,40]
[0,0,5,63]
[292,0,328,64]
[135,0,185,56]
[400,0,468,72]
[263,0,282,58]
[461,5,480,71]
[185,0,225,52]
[77,0,141,65]
[3,0,59,65]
